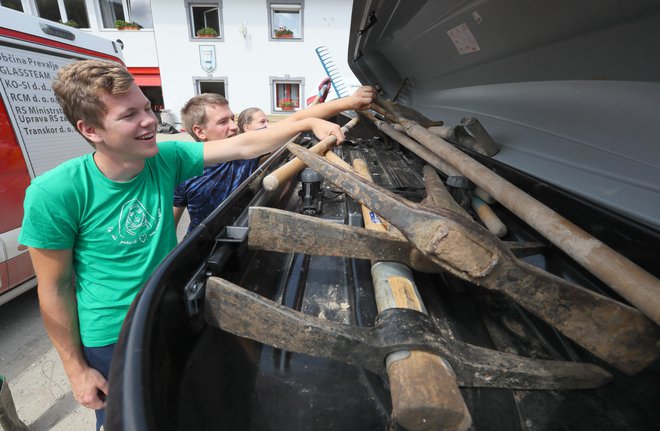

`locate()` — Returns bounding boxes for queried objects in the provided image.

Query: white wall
[107,29,159,66]
[14,0,359,125]
[81,0,159,66]
[149,0,359,125]
[19,0,159,65]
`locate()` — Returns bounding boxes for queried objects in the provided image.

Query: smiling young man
[174,86,375,233]
[173,93,254,233]
[17,59,343,430]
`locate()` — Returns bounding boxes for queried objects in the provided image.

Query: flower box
[279,98,296,110]
[196,27,219,38]
[115,20,142,30]
[274,25,294,38]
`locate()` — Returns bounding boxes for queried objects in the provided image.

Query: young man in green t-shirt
[18,59,344,430]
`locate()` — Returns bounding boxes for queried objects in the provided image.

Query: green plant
[61,20,79,28]
[115,20,142,30]
[196,27,219,37]
[279,98,295,108]
[274,26,294,37]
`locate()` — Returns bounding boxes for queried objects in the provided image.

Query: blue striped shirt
[174,158,259,231]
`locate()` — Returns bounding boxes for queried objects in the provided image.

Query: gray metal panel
[414,80,660,229]
[348,0,660,229]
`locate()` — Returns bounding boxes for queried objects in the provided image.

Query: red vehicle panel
[0,98,31,233]
[0,9,123,305]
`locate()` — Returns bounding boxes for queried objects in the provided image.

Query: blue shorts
[83,344,115,431]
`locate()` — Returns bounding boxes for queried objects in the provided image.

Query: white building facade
[1,0,360,126]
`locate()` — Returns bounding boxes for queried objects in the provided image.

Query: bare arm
[278,86,375,124]
[173,206,185,228]
[29,247,108,410]
[203,117,344,166]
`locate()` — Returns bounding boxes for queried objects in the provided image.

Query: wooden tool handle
[349,158,389,232]
[262,137,337,191]
[262,117,360,192]
[471,195,508,238]
[388,350,471,431]
[473,186,495,204]
[374,101,660,327]
[388,277,471,431]
[260,87,328,190]
[371,266,472,431]
[354,159,472,431]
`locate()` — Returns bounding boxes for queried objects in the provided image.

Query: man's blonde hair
[52,59,135,135]
[180,93,229,141]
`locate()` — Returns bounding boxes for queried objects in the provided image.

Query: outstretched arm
[278,86,375,124]
[29,247,109,410]
[203,117,344,166]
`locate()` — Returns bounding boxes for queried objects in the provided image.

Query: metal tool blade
[285,143,660,374]
[248,207,440,272]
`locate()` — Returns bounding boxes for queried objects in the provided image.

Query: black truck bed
[107,117,660,430]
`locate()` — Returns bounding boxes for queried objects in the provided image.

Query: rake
[315,46,348,98]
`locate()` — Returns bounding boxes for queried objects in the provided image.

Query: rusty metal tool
[372,100,499,156]
[361,110,458,187]
[205,276,612,390]
[421,163,506,243]
[284,142,660,375]
[372,99,660,329]
[248,208,546,273]
[248,168,540,266]
[352,158,471,431]
[371,263,471,431]
[420,164,471,218]
[262,116,359,191]
[248,207,439,272]
[367,109,503,231]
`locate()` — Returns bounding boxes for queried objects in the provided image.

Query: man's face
[195,104,239,141]
[85,83,158,161]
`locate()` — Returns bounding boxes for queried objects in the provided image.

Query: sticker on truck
[0,44,92,177]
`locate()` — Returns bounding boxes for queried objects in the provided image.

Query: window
[98,0,124,27]
[196,79,227,97]
[188,2,223,39]
[0,0,23,12]
[272,79,303,112]
[98,0,153,29]
[34,0,90,28]
[269,1,303,40]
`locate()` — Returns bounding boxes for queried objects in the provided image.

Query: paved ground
[1,132,192,430]
[1,281,96,430]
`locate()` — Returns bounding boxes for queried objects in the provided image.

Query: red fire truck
[0,8,124,305]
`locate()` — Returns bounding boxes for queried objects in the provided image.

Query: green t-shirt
[18,141,204,347]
